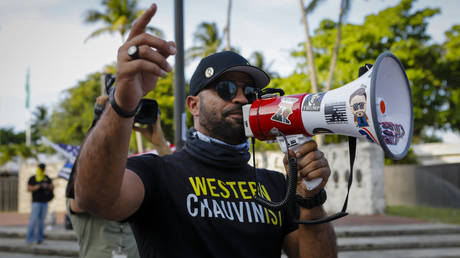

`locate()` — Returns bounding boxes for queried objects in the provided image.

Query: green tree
[45,72,101,145]
[144,71,176,144]
[249,51,279,79]
[31,105,49,142]
[187,22,222,62]
[293,0,448,143]
[298,0,324,93]
[325,0,351,91]
[0,128,25,146]
[298,0,327,146]
[84,0,163,42]
[0,144,16,167]
[83,0,164,152]
[0,128,38,166]
[439,25,460,132]
[43,65,176,153]
[297,0,352,93]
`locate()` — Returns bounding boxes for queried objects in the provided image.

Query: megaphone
[243,52,413,197]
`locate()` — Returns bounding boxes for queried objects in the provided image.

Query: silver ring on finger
[127,45,140,60]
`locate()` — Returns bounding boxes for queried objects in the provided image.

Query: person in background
[66,95,171,258]
[133,112,172,156]
[26,163,54,245]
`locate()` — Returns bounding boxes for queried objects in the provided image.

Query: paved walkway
[333,213,428,226]
[1,211,458,258]
[0,211,428,227]
[0,212,67,227]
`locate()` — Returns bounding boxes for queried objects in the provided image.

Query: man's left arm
[43,176,54,191]
[283,207,337,258]
[282,141,337,258]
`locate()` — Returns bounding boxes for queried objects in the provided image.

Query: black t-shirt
[126,150,298,258]
[28,175,53,203]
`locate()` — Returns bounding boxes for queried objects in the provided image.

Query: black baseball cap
[189,51,270,96]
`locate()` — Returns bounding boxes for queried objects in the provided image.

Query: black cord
[260,88,285,97]
[254,130,298,211]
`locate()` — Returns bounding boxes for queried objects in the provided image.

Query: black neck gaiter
[184,129,250,169]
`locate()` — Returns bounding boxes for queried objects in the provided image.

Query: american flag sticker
[324,102,348,124]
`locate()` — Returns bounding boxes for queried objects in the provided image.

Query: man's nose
[231,86,248,104]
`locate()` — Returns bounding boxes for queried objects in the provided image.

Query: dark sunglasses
[213,81,258,103]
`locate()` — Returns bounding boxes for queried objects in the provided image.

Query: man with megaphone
[74,4,337,258]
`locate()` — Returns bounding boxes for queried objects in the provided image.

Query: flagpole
[25,67,31,146]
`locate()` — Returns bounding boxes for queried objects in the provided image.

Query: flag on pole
[58,161,74,180]
[25,68,31,146]
[41,137,80,162]
[41,137,80,180]
[25,67,30,109]
[56,143,81,158]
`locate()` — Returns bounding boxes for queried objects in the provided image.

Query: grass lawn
[386,205,460,225]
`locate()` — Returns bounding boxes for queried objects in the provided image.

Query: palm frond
[341,0,352,20]
[84,27,112,43]
[305,0,326,14]
[146,26,165,38]
[112,16,128,31]
[84,10,110,24]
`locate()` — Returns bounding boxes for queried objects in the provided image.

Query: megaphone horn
[243,51,414,160]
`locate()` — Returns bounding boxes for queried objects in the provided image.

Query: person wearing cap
[26,163,54,244]
[74,4,336,258]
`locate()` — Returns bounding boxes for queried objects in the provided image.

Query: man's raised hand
[115,4,176,112]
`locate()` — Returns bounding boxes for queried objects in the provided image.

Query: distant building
[0,158,20,176]
[412,143,460,165]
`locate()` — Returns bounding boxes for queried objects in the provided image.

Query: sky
[0,0,459,142]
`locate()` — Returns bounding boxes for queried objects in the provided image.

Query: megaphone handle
[276,134,323,191]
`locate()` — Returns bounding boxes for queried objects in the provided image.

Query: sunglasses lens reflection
[215,81,257,103]
[216,81,237,101]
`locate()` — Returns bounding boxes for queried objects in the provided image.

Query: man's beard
[199,103,247,144]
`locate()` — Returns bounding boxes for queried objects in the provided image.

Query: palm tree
[0,145,17,167]
[31,105,49,142]
[325,0,351,91]
[299,0,325,94]
[0,143,37,169]
[187,22,222,62]
[224,0,232,51]
[83,0,163,43]
[83,0,164,153]
[249,51,279,79]
[299,0,326,146]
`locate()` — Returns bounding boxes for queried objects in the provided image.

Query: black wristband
[295,188,327,209]
[109,87,142,118]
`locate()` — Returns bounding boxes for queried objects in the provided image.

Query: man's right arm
[74,4,175,221]
[74,106,144,221]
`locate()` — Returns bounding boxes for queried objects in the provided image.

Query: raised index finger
[126,4,157,41]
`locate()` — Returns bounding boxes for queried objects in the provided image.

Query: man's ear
[186,95,200,116]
